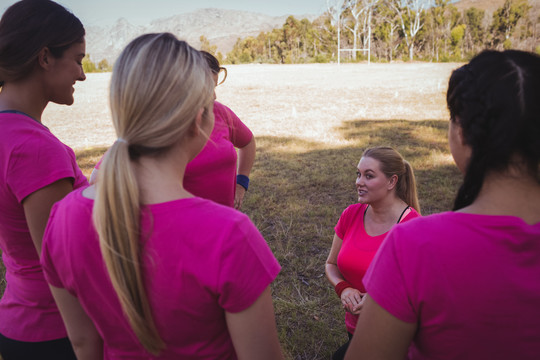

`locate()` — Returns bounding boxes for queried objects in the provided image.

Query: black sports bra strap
[396,206,410,224]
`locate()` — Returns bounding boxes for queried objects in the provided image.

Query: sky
[0,0,330,26]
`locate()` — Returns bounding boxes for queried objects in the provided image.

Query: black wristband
[236,174,249,191]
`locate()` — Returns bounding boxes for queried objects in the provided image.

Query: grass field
[1,62,463,359]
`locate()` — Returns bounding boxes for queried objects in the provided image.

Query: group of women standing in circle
[0,0,539,359]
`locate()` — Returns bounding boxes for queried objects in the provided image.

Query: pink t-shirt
[41,189,280,359]
[184,101,252,206]
[0,112,88,341]
[364,212,540,359]
[94,102,252,207]
[335,203,420,333]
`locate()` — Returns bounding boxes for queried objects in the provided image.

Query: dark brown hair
[447,50,540,210]
[0,0,85,86]
[200,50,227,85]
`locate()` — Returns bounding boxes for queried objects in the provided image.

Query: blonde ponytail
[93,33,214,355]
[401,160,420,213]
[94,140,165,354]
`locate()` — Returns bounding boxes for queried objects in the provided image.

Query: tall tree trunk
[390,26,394,62]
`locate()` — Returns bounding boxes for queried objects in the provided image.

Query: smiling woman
[325,146,420,360]
[45,42,87,106]
[0,1,88,359]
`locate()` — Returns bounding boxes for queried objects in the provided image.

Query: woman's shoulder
[213,101,240,125]
[394,211,457,232]
[341,203,367,217]
[390,211,540,246]
[50,188,92,218]
[213,101,231,113]
[153,196,253,228]
[400,206,421,223]
[0,112,54,142]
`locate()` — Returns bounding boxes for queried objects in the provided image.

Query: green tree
[82,54,96,73]
[97,59,111,72]
[389,0,430,61]
[372,2,401,61]
[199,35,217,55]
[491,0,530,49]
[463,7,486,56]
[425,0,460,61]
[450,24,466,57]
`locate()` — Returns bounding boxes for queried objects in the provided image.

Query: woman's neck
[135,145,193,204]
[459,171,540,225]
[363,195,409,237]
[0,80,48,122]
[368,195,408,223]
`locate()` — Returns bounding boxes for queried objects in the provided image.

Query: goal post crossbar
[338,48,371,64]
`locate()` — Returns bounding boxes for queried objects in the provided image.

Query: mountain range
[85,8,318,64]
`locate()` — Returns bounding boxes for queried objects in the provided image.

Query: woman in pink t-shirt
[325,146,421,360]
[345,51,540,360]
[41,33,283,359]
[0,1,87,358]
[90,52,256,210]
[186,51,256,209]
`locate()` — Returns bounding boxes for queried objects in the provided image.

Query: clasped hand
[340,288,365,315]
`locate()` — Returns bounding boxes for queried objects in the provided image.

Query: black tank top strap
[396,205,411,224]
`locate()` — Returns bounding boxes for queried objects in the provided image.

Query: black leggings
[0,332,76,360]
[332,332,354,360]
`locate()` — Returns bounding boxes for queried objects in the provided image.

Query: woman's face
[45,39,86,105]
[355,156,394,204]
[448,118,471,174]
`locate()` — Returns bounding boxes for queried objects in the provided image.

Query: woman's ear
[38,47,53,70]
[387,174,398,190]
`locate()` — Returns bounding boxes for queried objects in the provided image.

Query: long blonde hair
[362,146,421,213]
[93,33,214,355]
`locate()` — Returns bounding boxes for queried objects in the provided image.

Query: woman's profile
[0,1,87,358]
[326,146,420,359]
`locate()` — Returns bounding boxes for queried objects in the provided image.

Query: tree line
[82,56,112,73]
[82,0,538,71]
[213,0,538,64]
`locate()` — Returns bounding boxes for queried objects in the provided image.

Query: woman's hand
[341,288,365,315]
[234,184,246,210]
[235,137,256,211]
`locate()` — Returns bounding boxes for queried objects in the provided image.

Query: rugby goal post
[338,47,370,64]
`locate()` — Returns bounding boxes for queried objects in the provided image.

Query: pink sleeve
[363,226,417,323]
[334,205,357,240]
[217,217,280,313]
[216,102,253,148]
[7,132,79,202]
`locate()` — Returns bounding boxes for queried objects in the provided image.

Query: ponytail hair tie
[116,138,128,144]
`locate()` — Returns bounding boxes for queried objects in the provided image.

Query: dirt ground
[42,62,460,150]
